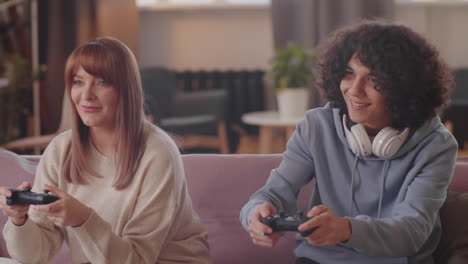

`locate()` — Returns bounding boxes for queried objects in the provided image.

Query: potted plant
[265,42,316,119]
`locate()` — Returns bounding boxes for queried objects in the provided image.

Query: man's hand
[32,184,91,228]
[298,205,351,246]
[248,202,282,248]
[0,182,32,226]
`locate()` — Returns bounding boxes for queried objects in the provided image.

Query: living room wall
[395,1,468,69]
[138,6,273,71]
[138,1,468,70]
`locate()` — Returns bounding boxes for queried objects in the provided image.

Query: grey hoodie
[240,103,458,264]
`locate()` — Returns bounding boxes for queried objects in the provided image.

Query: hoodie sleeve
[345,131,458,257]
[240,114,317,231]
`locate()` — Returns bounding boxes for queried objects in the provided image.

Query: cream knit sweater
[3,122,210,263]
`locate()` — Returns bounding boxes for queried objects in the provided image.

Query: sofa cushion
[0,148,38,258]
[434,190,468,264]
[182,154,302,264]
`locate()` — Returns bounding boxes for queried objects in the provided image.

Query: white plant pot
[277,88,309,120]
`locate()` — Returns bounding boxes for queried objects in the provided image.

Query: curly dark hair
[317,20,454,130]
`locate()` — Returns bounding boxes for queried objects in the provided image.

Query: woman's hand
[0,182,32,226]
[298,205,351,247]
[32,184,92,228]
[248,202,282,248]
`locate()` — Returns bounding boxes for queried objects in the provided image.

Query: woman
[0,37,210,263]
[240,21,457,264]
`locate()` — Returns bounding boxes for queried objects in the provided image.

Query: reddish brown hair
[63,37,145,190]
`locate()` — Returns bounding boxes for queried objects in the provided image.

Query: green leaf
[265,42,317,92]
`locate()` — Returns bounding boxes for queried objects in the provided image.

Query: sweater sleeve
[2,135,66,264]
[345,132,458,257]
[240,115,316,231]
[67,143,183,264]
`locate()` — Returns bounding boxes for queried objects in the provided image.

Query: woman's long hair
[62,37,145,190]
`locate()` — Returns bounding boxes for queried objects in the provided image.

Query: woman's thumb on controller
[44,184,62,197]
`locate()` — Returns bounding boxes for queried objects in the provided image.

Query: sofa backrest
[1,151,467,264]
[449,156,468,192]
[0,150,38,259]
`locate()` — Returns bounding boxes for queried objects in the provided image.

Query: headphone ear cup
[343,115,360,155]
[373,127,409,159]
[342,115,372,157]
[343,123,360,155]
[350,124,373,156]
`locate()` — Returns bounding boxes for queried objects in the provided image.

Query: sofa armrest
[449,159,468,192]
[433,190,468,264]
[0,149,38,258]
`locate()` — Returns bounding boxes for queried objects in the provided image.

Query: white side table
[241,111,303,154]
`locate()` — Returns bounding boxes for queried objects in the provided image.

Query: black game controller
[6,187,59,206]
[260,212,317,237]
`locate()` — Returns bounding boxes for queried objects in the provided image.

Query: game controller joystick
[6,187,59,206]
[260,212,317,237]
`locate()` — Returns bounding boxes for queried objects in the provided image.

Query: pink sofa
[1,148,467,263]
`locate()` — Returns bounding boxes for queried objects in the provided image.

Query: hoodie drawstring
[377,160,391,218]
[348,157,391,218]
[349,155,360,216]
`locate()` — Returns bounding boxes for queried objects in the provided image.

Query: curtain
[42,0,76,133]
[268,0,395,110]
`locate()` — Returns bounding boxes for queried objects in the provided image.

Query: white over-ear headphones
[342,115,410,159]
